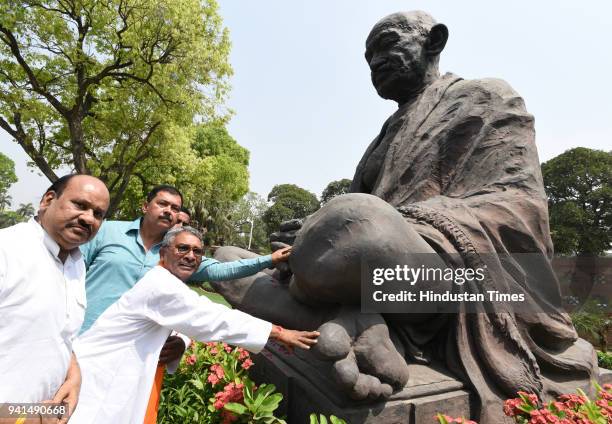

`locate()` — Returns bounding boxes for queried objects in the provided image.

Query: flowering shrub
[158,341,286,424]
[436,384,612,424]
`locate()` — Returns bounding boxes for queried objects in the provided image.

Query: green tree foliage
[262,184,319,234]
[542,148,611,255]
[115,122,250,232]
[0,0,232,216]
[15,202,34,218]
[227,192,269,253]
[321,178,352,204]
[0,203,34,228]
[0,151,17,210]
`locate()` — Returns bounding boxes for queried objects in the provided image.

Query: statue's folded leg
[212,246,409,400]
[211,246,335,330]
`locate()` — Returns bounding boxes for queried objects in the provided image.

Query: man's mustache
[68,221,92,236]
[159,214,173,222]
[178,259,197,268]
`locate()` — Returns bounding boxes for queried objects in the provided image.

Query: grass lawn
[188,283,231,308]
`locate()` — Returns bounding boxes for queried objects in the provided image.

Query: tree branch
[0,25,69,116]
[0,113,58,182]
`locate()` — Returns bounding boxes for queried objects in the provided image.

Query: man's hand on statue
[159,335,186,364]
[271,246,292,264]
[270,325,319,352]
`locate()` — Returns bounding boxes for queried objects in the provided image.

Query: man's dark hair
[146,185,183,204]
[43,174,79,199]
[180,206,191,216]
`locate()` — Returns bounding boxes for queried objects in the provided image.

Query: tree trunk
[68,116,88,174]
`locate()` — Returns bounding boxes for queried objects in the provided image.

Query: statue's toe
[332,351,359,390]
[313,321,352,360]
[353,324,410,390]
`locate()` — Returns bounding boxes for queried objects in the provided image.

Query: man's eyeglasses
[174,243,204,258]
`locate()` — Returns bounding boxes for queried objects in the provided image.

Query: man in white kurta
[0,175,110,412]
[71,227,318,424]
[0,219,86,403]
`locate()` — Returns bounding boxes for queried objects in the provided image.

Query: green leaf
[224,402,248,415]
[259,393,283,412]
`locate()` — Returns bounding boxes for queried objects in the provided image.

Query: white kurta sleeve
[143,272,272,353]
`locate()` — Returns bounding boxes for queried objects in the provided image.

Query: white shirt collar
[29,217,83,262]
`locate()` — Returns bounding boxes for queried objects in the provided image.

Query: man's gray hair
[161,226,202,247]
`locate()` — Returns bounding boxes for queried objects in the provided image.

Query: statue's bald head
[365,11,448,104]
[367,11,438,46]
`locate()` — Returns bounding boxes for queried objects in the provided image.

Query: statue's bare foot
[313,306,409,400]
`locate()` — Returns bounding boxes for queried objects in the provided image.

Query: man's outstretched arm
[189,247,291,282]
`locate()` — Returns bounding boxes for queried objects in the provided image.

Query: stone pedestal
[251,342,612,423]
[250,342,472,424]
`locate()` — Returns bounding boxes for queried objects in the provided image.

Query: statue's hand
[270,219,303,282]
[312,307,409,401]
[270,218,303,245]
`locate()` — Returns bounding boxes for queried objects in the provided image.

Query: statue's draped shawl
[351,73,598,423]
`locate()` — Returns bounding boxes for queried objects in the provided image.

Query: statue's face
[365,22,428,102]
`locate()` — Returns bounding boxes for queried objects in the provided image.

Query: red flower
[558,393,586,409]
[237,347,250,361]
[213,382,245,410]
[207,364,225,385]
[210,364,225,378]
[241,358,254,370]
[503,398,524,417]
[528,407,562,423]
[185,354,197,366]
[207,373,220,385]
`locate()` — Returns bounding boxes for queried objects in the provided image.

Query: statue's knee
[214,246,258,262]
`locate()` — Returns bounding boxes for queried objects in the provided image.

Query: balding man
[0,174,109,422]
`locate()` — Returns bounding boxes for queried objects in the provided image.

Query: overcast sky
[2,0,610,207]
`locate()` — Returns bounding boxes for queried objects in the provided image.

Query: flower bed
[158,341,286,424]
[437,384,612,424]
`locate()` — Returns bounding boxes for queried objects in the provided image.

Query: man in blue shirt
[80,185,290,354]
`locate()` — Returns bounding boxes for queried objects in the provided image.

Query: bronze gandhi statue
[212,11,598,423]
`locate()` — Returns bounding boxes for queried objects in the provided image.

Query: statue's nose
[369,55,387,72]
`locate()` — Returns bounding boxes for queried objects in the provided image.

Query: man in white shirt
[0,174,110,422]
[71,226,318,424]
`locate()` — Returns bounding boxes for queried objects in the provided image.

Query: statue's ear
[427,23,448,56]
